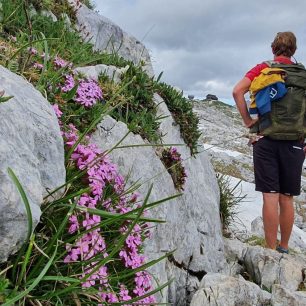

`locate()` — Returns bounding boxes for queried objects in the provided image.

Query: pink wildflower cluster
[161,146,187,190]
[169,147,181,161]
[61,74,103,107]
[26,47,44,70]
[119,225,155,303]
[75,79,102,107]
[53,105,156,304]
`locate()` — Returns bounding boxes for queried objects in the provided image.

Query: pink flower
[9,35,17,42]
[68,215,79,234]
[119,285,131,301]
[52,104,63,118]
[28,47,38,55]
[33,62,44,70]
[54,56,72,68]
[61,75,75,92]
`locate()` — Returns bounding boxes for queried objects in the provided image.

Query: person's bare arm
[232,77,257,128]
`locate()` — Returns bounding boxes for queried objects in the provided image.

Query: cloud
[96,0,306,101]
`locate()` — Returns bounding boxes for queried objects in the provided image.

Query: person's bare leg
[262,193,279,249]
[279,194,294,250]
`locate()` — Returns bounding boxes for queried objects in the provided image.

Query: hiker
[232,31,306,254]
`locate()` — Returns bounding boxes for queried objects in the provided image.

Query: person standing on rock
[232,31,306,253]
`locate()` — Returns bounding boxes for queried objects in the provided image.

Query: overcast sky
[95,0,306,104]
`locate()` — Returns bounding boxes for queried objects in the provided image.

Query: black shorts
[253,137,305,196]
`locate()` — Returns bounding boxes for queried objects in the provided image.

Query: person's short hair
[271,32,297,57]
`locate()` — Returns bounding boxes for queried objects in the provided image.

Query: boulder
[166,263,200,306]
[0,66,65,262]
[74,64,129,83]
[190,273,271,306]
[271,284,306,306]
[206,94,218,101]
[223,238,248,276]
[40,10,57,22]
[244,246,306,291]
[68,0,154,76]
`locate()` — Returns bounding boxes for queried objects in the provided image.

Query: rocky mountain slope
[193,99,306,240]
[1,0,306,304]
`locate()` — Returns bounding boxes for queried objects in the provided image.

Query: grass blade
[2,242,58,306]
[7,167,33,240]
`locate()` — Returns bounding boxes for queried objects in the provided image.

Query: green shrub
[80,0,95,9]
[156,82,201,155]
[101,64,163,143]
[216,173,245,230]
[245,235,266,247]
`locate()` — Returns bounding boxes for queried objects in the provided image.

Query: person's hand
[245,118,258,128]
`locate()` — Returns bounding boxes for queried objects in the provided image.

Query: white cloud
[95,0,306,101]
[191,79,234,101]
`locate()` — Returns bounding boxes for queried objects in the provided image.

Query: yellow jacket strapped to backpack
[249,67,286,111]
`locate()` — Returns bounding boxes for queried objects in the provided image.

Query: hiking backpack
[254,61,306,140]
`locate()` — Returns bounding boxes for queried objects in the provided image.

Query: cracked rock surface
[0,65,65,262]
[91,106,226,304]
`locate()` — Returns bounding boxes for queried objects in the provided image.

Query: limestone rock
[244,246,306,291]
[271,285,306,306]
[91,105,226,303]
[68,0,154,76]
[223,238,248,276]
[41,10,57,22]
[166,263,200,306]
[190,273,271,306]
[154,93,226,271]
[74,64,129,83]
[224,238,248,262]
[0,66,65,262]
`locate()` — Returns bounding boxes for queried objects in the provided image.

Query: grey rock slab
[68,0,154,76]
[74,64,129,83]
[244,246,306,291]
[0,66,65,262]
[224,237,248,262]
[91,109,226,303]
[166,263,200,306]
[223,238,248,276]
[271,285,306,306]
[190,273,271,306]
[154,93,226,274]
[41,10,57,22]
[91,115,177,302]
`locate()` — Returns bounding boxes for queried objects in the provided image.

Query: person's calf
[262,193,279,249]
[279,194,294,250]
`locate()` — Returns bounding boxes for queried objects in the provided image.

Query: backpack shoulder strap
[264,60,306,70]
[263,60,279,67]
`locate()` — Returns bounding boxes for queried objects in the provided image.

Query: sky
[94,0,306,104]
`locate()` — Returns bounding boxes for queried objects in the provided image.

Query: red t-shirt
[245,56,294,81]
